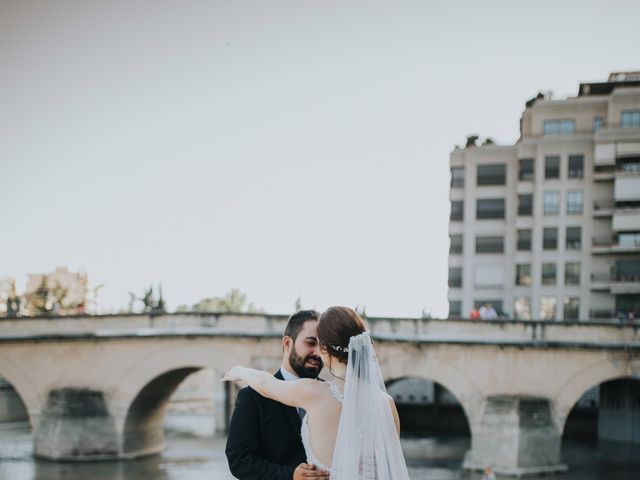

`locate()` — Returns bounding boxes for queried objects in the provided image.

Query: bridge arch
[0,354,41,426]
[385,375,472,438]
[110,342,254,457]
[553,357,640,433]
[378,348,484,430]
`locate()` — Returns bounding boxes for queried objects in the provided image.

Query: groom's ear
[282,335,292,351]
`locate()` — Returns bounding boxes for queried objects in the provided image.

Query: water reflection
[1,417,639,480]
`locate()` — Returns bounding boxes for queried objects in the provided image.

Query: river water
[0,415,638,480]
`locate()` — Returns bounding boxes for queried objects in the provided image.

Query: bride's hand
[220,365,245,382]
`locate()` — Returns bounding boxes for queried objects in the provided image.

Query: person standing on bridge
[225,309,330,480]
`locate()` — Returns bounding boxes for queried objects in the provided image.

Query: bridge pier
[464,396,567,477]
[34,388,119,460]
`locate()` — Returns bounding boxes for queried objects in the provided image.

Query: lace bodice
[300,380,343,473]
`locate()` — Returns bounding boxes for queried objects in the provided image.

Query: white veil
[330,332,410,480]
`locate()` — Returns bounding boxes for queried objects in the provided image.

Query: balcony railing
[591,272,640,283]
[593,199,614,212]
[588,309,633,322]
[592,235,613,247]
[592,235,640,252]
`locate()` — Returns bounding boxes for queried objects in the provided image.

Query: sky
[1,0,639,317]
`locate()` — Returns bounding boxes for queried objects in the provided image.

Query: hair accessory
[330,344,349,353]
[348,331,371,351]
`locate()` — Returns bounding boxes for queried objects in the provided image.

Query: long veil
[330,332,410,479]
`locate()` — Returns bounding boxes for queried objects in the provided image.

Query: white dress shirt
[280,365,305,419]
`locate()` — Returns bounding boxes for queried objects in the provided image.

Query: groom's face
[285,320,323,378]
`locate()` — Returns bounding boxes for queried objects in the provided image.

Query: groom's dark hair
[284,309,319,340]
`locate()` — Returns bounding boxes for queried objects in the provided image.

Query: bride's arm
[221,366,317,409]
[388,395,401,435]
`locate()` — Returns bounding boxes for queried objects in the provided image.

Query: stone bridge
[0,313,639,476]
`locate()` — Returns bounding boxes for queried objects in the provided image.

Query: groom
[225,310,330,480]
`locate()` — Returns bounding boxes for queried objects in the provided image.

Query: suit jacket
[225,370,306,480]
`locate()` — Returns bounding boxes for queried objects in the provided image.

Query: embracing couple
[224,306,410,480]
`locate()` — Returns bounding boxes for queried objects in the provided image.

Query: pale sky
[1,0,639,317]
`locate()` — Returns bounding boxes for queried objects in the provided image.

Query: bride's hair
[317,306,366,364]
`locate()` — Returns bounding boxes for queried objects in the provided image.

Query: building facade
[448,72,640,321]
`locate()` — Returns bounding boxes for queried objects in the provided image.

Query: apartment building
[448,72,640,321]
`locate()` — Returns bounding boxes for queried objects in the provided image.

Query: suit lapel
[275,369,302,434]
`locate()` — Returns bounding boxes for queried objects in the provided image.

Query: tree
[465,134,479,148]
[193,288,262,313]
[50,281,69,314]
[24,277,51,316]
[5,280,21,318]
[129,284,166,314]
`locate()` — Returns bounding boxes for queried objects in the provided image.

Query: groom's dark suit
[225,370,306,480]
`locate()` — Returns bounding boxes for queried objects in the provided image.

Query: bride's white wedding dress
[300,333,410,480]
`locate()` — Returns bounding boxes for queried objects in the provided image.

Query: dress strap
[327,381,344,403]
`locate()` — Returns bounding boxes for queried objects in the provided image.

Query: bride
[222,306,410,479]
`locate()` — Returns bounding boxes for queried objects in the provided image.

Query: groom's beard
[288,344,323,379]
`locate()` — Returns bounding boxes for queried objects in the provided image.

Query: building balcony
[594,172,615,182]
[613,207,640,231]
[588,309,627,322]
[592,235,640,254]
[594,144,616,166]
[591,272,640,294]
[593,199,614,217]
[614,170,640,202]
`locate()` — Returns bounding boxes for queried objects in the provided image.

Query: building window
[477,164,506,186]
[516,264,531,286]
[448,267,462,287]
[618,232,640,248]
[451,167,464,188]
[543,227,558,250]
[563,297,580,321]
[517,229,532,251]
[543,191,560,215]
[566,190,583,214]
[450,201,463,221]
[448,300,462,318]
[474,300,503,317]
[540,296,557,320]
[514,297,531,320]
[449,234,463,254]
[565,262,580,285]
[542,263,556,285]
[593,116,603,132]
[621,111,640,128]
[619,158,640,173]
[519,159,534,181]
[476,198,505,219]
[568,155,584,178]
[566,227,582,250]
[543,119,575,136]
[476,235,504,253]
[518,194,533,216]
[545,156,560,179]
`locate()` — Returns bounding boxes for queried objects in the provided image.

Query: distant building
[24,267,88,315]
[448,72,640,321]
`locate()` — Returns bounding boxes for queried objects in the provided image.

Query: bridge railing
[0,312,638,347]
